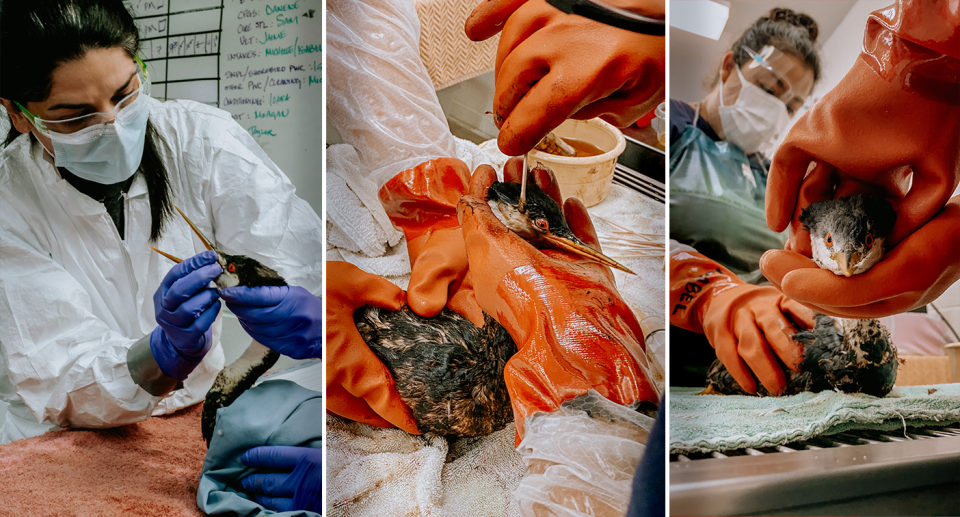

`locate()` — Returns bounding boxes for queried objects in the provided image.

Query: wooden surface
[896,355,951,386]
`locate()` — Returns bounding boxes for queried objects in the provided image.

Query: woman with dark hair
[0,0,321,458]
[666,9,823,394]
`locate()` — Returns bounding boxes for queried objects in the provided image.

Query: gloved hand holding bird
[702,195,900,397]
[329,158,658,440]
[151,206,321,445]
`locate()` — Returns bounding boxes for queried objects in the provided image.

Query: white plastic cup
[654,101,667,146]
[525,118,627,207]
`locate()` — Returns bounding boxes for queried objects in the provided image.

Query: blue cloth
[198,380,322,516]
[626,405,665,516]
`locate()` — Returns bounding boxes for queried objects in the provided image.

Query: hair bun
[765,7,819,42]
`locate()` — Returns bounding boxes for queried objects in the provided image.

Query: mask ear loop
[718,56,741,109]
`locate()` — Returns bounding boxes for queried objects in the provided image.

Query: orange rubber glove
[465,0,665,155]
[761,197,960,319]
[458,165,658,442]
[325,261,420,433]
[378,158,484,326]
[764,0,960,316]
[670,250,815,395]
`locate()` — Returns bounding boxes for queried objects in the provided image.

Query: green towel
[670,384,960,454]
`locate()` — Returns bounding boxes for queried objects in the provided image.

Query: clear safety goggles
[15,55,150,137]
[739,45,810,115]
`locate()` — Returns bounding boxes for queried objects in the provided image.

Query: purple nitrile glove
[150,250,222,379]
[218,285,321,359]
[241,445,322,512]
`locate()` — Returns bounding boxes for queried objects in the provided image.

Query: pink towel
[0,404,206,516]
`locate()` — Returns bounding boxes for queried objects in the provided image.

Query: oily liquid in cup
[549,137,605,157]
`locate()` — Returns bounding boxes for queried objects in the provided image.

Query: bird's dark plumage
[201,255,285,446]
[705,314,898,396]
[357,306,516,437]
[704,195,899,397]
[354,179,575,437]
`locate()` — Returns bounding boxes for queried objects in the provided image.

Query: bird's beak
[544,233,636,275]
[836,252,854,277]
[150,205,224,267]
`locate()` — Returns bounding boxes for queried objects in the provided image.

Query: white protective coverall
[0,97,323,444]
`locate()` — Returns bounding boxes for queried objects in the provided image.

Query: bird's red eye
[535,218,549,231]
[825,233,833,247]
[227,263,236,273]
[865,234,873,248]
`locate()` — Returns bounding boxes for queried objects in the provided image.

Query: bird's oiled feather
[704,315,898,397]
[356,305,517,437]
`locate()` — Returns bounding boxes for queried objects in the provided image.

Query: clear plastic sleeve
[327,0,457,189]
[515,391,657,517]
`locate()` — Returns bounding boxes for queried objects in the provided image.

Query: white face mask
[44,91,151,184]
[718,66,790,155]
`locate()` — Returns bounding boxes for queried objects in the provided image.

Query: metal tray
[670,426,960,515]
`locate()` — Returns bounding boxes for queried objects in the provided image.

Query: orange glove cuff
[495,264,658,442]
[862,0,960,105]
[378,158,471,241]
[669,251,744,334]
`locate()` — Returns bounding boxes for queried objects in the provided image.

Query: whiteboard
[124,0,322,213]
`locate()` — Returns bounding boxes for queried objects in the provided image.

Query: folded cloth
[670,384,960,454]
[327,144,404,257]
[198,380,322,517]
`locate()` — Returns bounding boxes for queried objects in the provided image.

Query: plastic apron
[669,108,785,283]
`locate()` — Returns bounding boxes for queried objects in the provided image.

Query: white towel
[327,418,525,517]
[327,390,658,517]
[326,144,403,256]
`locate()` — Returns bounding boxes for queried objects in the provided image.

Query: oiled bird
[152,206,286,445]
[357,178,634,437]
[704,195,899,397]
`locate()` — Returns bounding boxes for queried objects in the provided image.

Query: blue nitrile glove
[241,445,322,512]
[218,286,322,359]
[150,250,222,379]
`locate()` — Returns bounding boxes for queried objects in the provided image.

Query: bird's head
[486,181,634,274]
[151,206,287,289]
[799,195,896,277]
[215,253,287,288]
